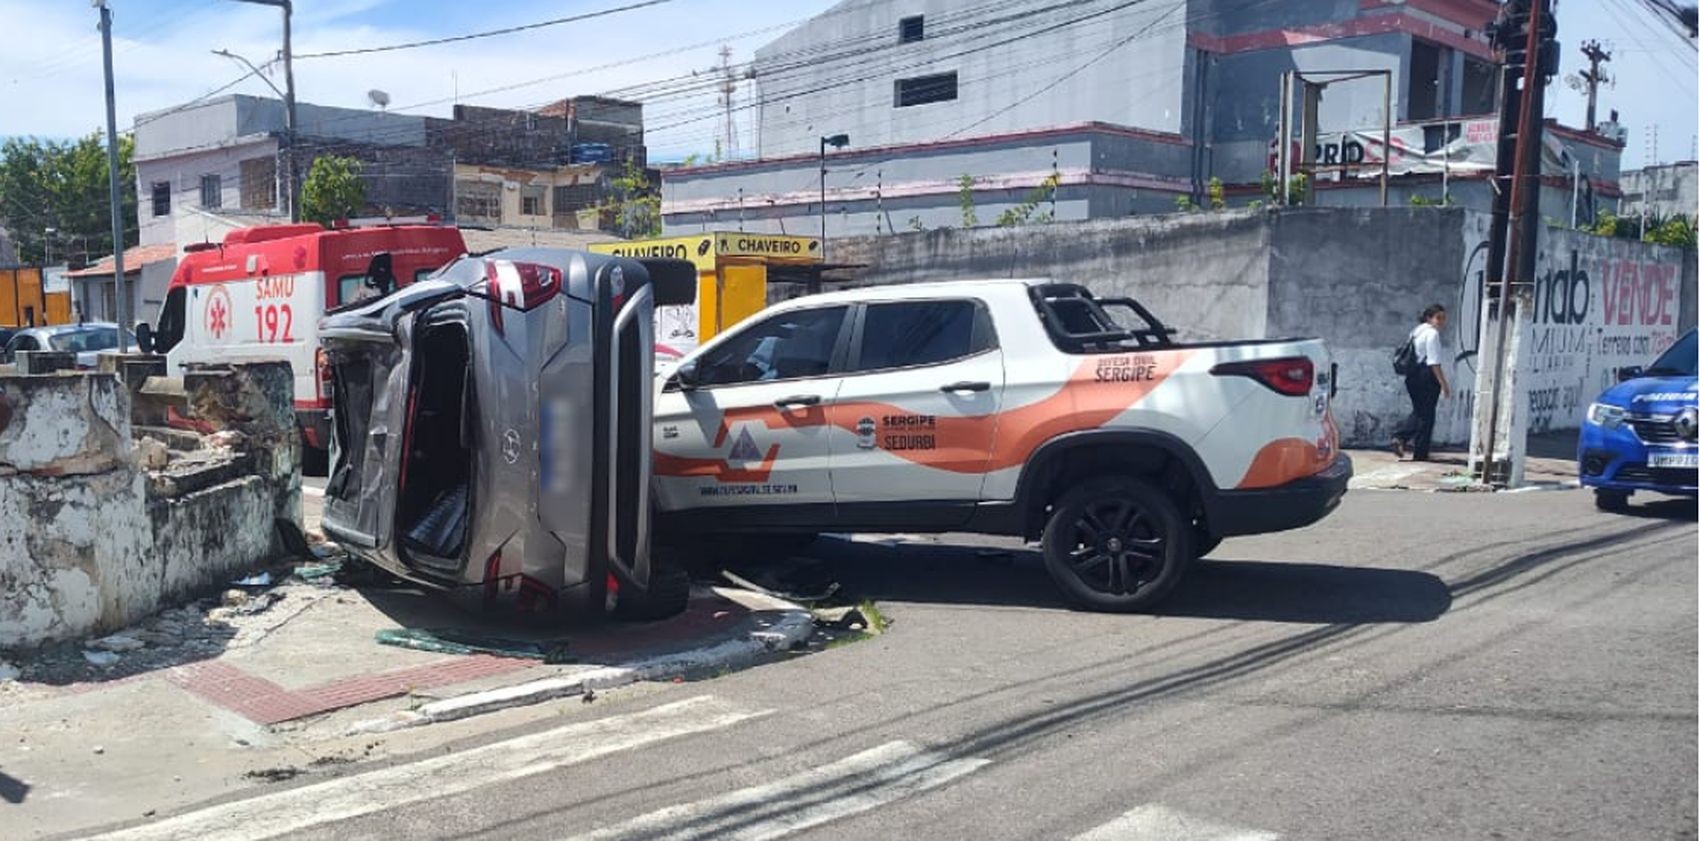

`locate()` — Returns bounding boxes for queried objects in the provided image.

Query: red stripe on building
[1188,11,1494,60]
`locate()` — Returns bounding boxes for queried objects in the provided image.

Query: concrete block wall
[828,207,1696,449]
[0,363,299,650]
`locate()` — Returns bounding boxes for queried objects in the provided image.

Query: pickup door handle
[939,380,991,393]
[773,394,821,408]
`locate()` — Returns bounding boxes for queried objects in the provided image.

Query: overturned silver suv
[319,248,696,620]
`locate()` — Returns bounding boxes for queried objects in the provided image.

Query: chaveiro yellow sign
[589,232,826,355]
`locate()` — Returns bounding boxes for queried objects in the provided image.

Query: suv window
[854,300,990,372]
[697,306,847,387]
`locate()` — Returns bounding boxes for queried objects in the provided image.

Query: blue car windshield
[1646,331,1697,378]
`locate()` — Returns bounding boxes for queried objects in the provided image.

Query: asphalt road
[134,489,1699,841]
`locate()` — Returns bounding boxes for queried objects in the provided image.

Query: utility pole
[1478,0,1558,487]
[228,0,296,221]
[717,46,737,160]
[1578,40,1611,132]
[95,0,129,351]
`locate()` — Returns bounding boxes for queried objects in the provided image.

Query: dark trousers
[1394,367,1441,460]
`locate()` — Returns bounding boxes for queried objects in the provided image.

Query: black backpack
[1392,335,1419,377]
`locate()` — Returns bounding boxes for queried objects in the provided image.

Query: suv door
[828,299,1005,527]
[653,305,851,521]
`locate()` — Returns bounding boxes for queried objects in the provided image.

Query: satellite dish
[367,89,391,110]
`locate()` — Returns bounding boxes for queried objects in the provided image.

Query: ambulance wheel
[614,562,692,622]
[302,445,329,477]
[1041,477,1192,613]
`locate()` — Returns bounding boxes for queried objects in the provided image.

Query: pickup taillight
[1211,356,1315,397]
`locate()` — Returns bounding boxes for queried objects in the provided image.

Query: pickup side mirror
[134,322,154,354]
[1617,366,1645,383]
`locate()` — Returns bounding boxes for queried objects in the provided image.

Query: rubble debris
[374,628,573,663]
[136,436,169,470]
[293,561,343,583]
[231,572,273,588]
[90,634,146,653]
[92,746,104,755]
[812,606,869,631]
[720,570,840,603]
[243,767,302,783]
[81,650,120,667]
[0,661,18,682]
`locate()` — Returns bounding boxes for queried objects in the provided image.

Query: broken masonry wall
[0,363,301,650]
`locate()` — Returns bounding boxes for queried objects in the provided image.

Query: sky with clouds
[0,0,1693,167]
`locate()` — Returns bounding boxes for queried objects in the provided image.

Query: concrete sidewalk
[1346,430,1579,492]
[0,557,817,839]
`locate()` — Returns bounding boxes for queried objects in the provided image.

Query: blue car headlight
[1587,402,1626,428]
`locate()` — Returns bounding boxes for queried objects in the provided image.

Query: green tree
[0,132,136,265]
[1207,177,1226,211]
[1173,194,1197,212]
[957,174,978,228]
[605,157,661,238]
[300,155,366,226]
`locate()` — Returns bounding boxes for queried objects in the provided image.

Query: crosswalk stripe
[82,696,766,841]
[570,740,990,841]
[1072,804,1279,841]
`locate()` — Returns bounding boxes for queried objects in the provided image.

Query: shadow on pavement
[803,538,1450,624]
[1607,497,1698,522]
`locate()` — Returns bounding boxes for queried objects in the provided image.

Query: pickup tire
[1040,477,1193,612]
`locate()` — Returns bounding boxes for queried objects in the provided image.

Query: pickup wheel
[1041,477,1193,612]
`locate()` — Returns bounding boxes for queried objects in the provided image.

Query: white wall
[136,136,280,247]
[753,0,1189,158]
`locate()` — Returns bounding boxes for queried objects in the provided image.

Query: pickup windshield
[1029,283,1177,353]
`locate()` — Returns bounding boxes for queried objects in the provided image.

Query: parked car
[319,248,696,620]
[1578,328,1698,510]
[653,279,1352,612]
[2,322,134,368]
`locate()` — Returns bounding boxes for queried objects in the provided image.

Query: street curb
[347,592,814,734]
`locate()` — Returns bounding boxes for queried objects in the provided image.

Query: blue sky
[0,0,1693,167]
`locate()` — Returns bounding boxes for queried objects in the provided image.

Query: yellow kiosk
[589,232,823,357]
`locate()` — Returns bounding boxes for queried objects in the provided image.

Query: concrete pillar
[1468,289,1533,488]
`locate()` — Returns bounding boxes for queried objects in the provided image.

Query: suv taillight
[1211,356,1315,396]
[480,259,562,311]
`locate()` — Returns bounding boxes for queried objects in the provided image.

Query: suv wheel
[1594,489,1630,512]
[1040,477,1192,612]
[614,562,692,622]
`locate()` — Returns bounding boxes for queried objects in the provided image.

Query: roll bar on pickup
[1028,283,1178,352]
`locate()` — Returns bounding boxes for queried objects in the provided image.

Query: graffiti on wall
[1459,213,1688,433]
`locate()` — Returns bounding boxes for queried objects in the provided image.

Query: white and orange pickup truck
[652,279,1351,612]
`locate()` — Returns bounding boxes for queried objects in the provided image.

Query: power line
[292,0,678,59]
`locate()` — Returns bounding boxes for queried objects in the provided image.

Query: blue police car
[1578,329,1698,511]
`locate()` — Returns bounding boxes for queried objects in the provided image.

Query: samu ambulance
[145,221,467,461]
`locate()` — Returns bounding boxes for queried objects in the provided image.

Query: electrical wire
[291,0,678,59]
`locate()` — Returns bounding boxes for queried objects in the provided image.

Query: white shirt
[1410,323,1445,367]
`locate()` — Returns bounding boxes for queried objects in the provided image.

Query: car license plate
[1648,451,1699,469]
